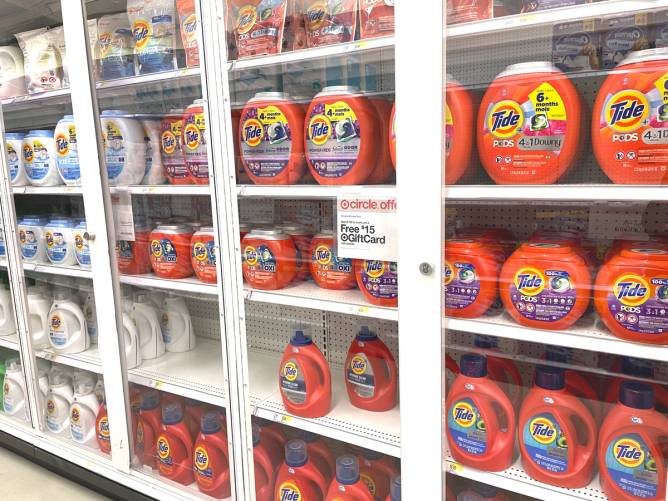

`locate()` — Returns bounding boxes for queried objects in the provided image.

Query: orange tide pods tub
[478,62,582,184]
[500,243,592,330]
[445,77,475,185]
[242,229,296,290]
[593,48,668,185]
[595,247,668,344]
[355,260,398,307]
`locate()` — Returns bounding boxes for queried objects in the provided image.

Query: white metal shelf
[95,67,201,91]
[109,185,211,196]
[0,87,71,108]
[245,282,397,321]
[249,350,400,457]
[229,37,394,70]
[445,311,668,363]
[236,184,396,199]
[22,262,92,279]
[120,273,217,295]
[13,186,83,195]
[36,346,102,374]
[445,185,668,202]
[445,0,660,39]
[0,334,18,350]
[131,468,232,501]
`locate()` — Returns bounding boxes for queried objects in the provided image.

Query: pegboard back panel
[325,313,398,367]
[239,199,333,233]
[131,195,213,221]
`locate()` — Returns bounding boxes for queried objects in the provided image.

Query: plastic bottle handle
[497,360,522,404]
[374,356,398,403]
[306,348,331,401]
[490,387,516,454]
[564,407,596,473]
[300,463,329,499]
[254,449,275,497]
[59,302,86,339]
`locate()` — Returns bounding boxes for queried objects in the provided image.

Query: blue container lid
[473,335,498,349]
[59,115,74,121]
[356,325,378,341]
[162,402,184,425]
[101,110,130,117]
[5,133,24,140]
[472,481,498,498]
[290,330,313,347]
[20,215,48,225]
[26,130,53,137]
[75,220,87,229]
[335,455,359,485]
[460,354,487,378]
[621,357,654,378]
[185,398,203,407]
[201,411,222,434]
[141,389,160,410]
[620,381,654,409]
[46,218,74,228]
[285,439,308,467]
[390,475,401,501]
[252,423,260,447]
[535,365,565,390]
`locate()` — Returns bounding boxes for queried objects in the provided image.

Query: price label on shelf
[336,196,397,261]
[448,462,463,474]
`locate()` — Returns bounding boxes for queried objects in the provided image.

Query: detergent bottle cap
[356,326,378,341]
[162,402,184,425]
[336,455,360,485]
[621,357,654,378]
[299,430,318,443]
[473,335,498,349]
[472,481,498,497]
[460,354,487,378]
[390,475,401,501]
[201,411,222,434]
[535,365,565,390]
[619,381,654,410]
[252,423,261,447]
[141,389,160,411]
[290,330,313,347]
[285,439,308,467]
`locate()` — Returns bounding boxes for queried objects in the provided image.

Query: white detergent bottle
[0,284,16,336]
[45,367,74,434]
[48,291,89,354]
[150,290,165,310]
[3,358,27,420]
[27,290,51,348]
[94,376,105,404]
[122,312,142,369]
[131,292,164,360]
[82,289,98,345]
[69,379,100,447]
[161,295,196,353]
[37,363,50,398]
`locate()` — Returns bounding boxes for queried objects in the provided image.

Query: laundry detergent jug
[275,439,329,501]
[301,431,336,484]
[0,285,16,336]
[157,402,194,485]
[137,389,162,467]
[3,358,27,420]
[49,292,88,354]
[605,357,668,415]
[131,292,165,360]
[122,311,141,369]
[193,411,231,499]
[325,455,374,501]
[357,449,398,501]
[473,335,523,410]
[253,423,276,501]
[46,367,74,434]
[96,402,112,454]
[70,379,100,447]
[161,294,196,353]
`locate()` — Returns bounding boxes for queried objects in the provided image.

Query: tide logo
[157,436,171,460]
[278,481,302,501]
[236,5,257,35]
[161,131,177,155]
[98,32,112,56]
[514,267,546,296]
[306,1,327,30]
[182,13,198,43]
[151,239,163,258]
[55,132,70,157]
[23,144,34,163]
[50,314,62,330]
[350,354,367,375]
[75,233,85,251]
[244,245,258,266]
[194,446,209,472]
[444,260,454,285]
[19,230,26,244]
[361,474,377,496]
[488,100,524,139]
[529,417,557,445]
[451,401,476,428]
[314,244,332,266]
[613,438,645,468]
[605,90,649,132]
[70,406,80,424]
[193,242,208,262]
[308,115,331,145]
[243,118,263,147]
[98,417,110,438]
[613,274,650,307]
[184,123,201,151]
[132,19,152,51]
[45,231,55,248]
[47,399,56,415]
[364,260,386,279]
[283,361,299,382]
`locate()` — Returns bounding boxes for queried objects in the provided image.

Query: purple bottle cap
[290,330,313,347]
[473,335,498,349]
[460,354,487,378]
[356,326,378,341]
[141,389,160,411]
[200,411,222,434]
[619,381,654,410]
[162,402,184,425]
[621,357,654,378]
[534,365,565,390]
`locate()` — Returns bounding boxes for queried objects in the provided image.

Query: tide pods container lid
[195,226,215,234]
[497,61,560,78]
[58,114,75,123]
[317,85,362,97]
[245,228,290,241]
[25,130,54,138]
[5,132,24,140]
[154,224,193,234]
[46,217,75,228]
[620,47,668,66]
[100,110,131,117]
[252,91,290,101]
[19,215,49,225]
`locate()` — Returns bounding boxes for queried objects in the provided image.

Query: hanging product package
[46,26,68,87]
[359,0,394,39]
[15,28,63,94]
[176,0,199,68]
[228,0,288,58]
[87,19,99,79]
[127,0,177,75]
[97,13,136,80]
[304,0,357,47]
[283,0,308,52]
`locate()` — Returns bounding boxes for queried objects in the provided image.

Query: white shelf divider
[236,184,396,199]
[22,262,92,279]
[120,273,217,295]
[0,334,19,350]
[95,67,201,91]
[36,346,102,374]
[13,186,83,195]
[1,87,71,107]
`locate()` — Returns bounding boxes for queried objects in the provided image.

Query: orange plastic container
[279,224,313,282]
[474,336,523,410]
[157,402,194,485]
[344,326,397,412]
[500,242,592,330]
[301,431,336,484]
[258,419,287,469]
[355,260,398,307]
[389,103,396,169]
[252,424,276,501]
[605,357,668,415]
[193,411,231,499]
[275,440,329,500]
[305,86,380,185]
[161,111,190,184]
[182,100,209,184]
[304,0,357,47]
[444,239,500,318]
[95,403,111,454]
[477,62,582,184]
[240,92,306,185]
[357,450,398,501]
[242,229,297,290]
[359,0,394,39]
[279,331,331,419]
[228,0,287,58]
[309,231,356,290]
[325,455,374,501]
[593,48,668,185]
[598,382,668,501]
[519,365,596,488]
[149,224,194,279]
[117,221,151,275]
[445,78,475,185]
[445,354,516,471]
[191,227,217,284]
[136,389,161,467]
[594,247,668,344]
[366,97,394,184]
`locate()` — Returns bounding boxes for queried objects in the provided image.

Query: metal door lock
[419,262,434,276]
[83,232,95,242]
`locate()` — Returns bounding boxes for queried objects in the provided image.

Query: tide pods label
[523,413,569,473]
[312,243,353,280]
[347,352,375,399]
[359,260,398,300]
[184,112,208,180]
[55,125,80,183]
[241,105,293,178]
[448,398,487,455]
[74,231,91,266]
[26,140,53,181]
[280,358,307,404]
[444,260,480,310]
[509,267,576,322]
[605,433,658,498]
[607,273,668,336]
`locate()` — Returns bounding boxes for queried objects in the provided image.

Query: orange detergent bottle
[137,389,162,467]
[301,431,336,484]
[242,229,297,290]
[357,450,398,501]
[456,482,511,500]
[275,439,328,501]
[386,475,400,501]
[473,335,523,410]
[279,331,332,418]
[355,260,398,307]
[444,239,500,319]
[598,382,668,501]
[592,48,668,185]
[345,326,397,412]
[95,402,111,454]
[477,62,582,185]
[193,411,231,499]
[445,354,516,471]
[253,424,276,501]
[500,243,592,330]
[445,77,475,185]
[185,398,207,439]
[366,97,394,184]
[519,365,597,488]
[157,402,194,485]
[325,455,374,501]
[594,247,668,344]
[605,357,668,415]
